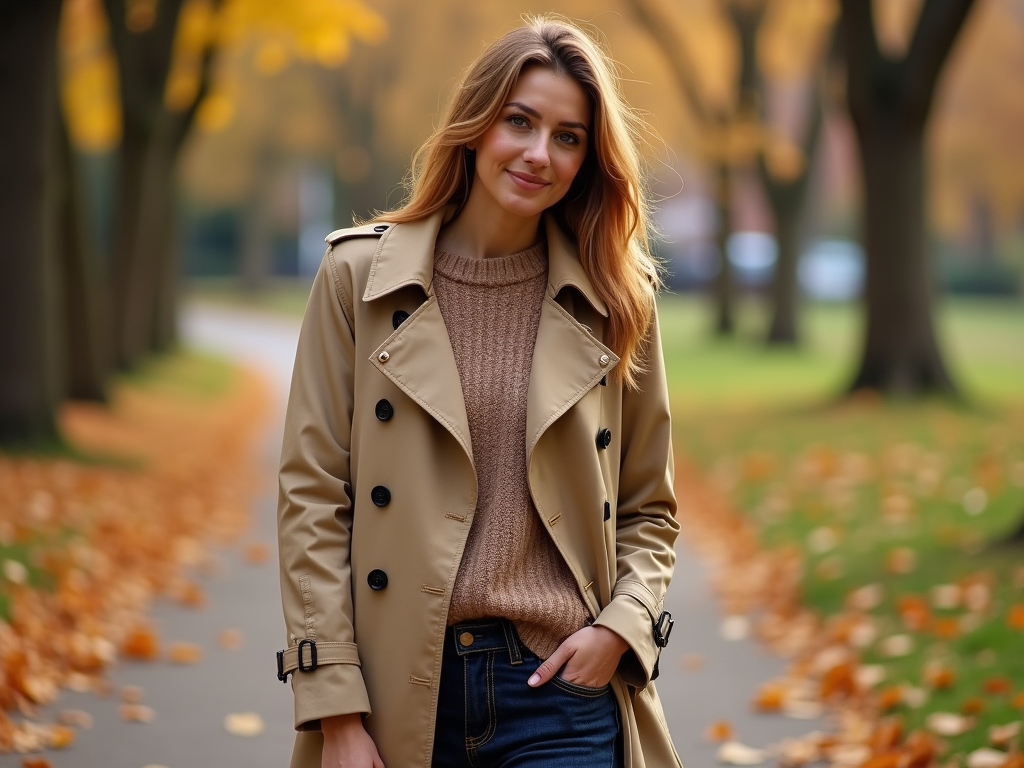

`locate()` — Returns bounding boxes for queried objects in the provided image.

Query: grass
[659,293,1024,756]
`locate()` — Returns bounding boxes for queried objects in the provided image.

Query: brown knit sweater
[433,242,590,658]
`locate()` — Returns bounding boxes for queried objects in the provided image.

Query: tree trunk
[712,163,735,336]
[57,100,109,400]
[841,0,975,397]
[0,0,63,444]
[762,94,824,346]
[849,124,954,393]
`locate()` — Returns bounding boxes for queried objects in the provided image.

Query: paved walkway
[1,304,818,768]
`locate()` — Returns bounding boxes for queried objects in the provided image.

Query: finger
[528,643,573,687]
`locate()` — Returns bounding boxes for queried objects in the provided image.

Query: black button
[375,399,394,421]
[600,375,607,386]
[604,501,611,521]
[373,224,388,233]
[596,428,612,450]
[392,310,409,329]
[370,485,391,507]
[367,569,388,590]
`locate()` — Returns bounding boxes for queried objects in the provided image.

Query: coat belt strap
[276,640,360,682]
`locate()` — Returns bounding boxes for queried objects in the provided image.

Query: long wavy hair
[374,16,659,387]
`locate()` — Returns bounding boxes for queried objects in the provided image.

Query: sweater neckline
[433,241,547,287]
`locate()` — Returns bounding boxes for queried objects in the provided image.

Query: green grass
[659,294,1024,755]
[120,349,237,400]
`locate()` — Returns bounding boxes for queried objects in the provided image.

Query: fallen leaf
[988,721,1021,747]
[870,716,904,753]
[856,664,886,690]
[56,709,93,729]
[122,626,160,661]
[926,712,974,736]
[224,711,264,737]
[752,682,785,712]
[857,754,901,768]
[886,547,917,575]
[931,584,962,609]
[705,720,733,742]
[984,677,1013,695]
[121,685,145,704]
[932,617,960,639]
[47,725,75,749]
[717,741,767,765]
[925,664,957,690]
[966,748,1008,768]
[218,628,244,651]
[119,703,156,723]
[3,558,28,584]
[878,686,904,711]
[168,641,203,664]
[783,699,823,719]
[1012,691,1024,708]
[879,634,913,658]
[821,661,857,699]
[963,697,987,715]
[848,583,885,611]
[20,759,53,768]
[720,615,750,641]
[1008,604,1024,631]
[243,542,271,565]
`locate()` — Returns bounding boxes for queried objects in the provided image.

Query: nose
[522,133,550,167]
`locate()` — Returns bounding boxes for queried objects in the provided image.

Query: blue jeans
[432,619,623,768]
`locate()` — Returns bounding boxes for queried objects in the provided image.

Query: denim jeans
[432,619,623,768]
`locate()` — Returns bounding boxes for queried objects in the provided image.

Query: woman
[276,16,680,768]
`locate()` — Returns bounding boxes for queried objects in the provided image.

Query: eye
[506,114,529,128]
[556,131,581,146]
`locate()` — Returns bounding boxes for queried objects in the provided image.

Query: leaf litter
[0,362,269,753]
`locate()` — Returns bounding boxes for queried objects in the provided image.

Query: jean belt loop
[501,619,523,666]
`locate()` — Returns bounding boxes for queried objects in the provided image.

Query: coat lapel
[363,209,474,467]
[525,216,619,458]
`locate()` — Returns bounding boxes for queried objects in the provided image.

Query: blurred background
[2,0,1024,765]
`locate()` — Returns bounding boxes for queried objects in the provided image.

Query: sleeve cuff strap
[593,595,659,688]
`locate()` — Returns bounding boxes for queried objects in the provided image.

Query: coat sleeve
[592,305,679,688]
[277,247,370,730]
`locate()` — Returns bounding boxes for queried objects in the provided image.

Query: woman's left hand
[527,625,629,689]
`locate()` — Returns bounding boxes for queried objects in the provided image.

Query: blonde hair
[375,15,659,387]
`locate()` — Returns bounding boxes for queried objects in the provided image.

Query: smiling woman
[276,15,681,768]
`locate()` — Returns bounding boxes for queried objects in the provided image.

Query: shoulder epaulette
[325,222,393,246]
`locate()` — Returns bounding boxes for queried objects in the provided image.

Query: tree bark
[102,0,187,368]
[0,0,64,444]
[711,163,735,335]
[761,94,824,346]
[842,0,975,396]
[57,99,109,400]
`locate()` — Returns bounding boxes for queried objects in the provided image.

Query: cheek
[478,130,522,165]
[555,152,587,186]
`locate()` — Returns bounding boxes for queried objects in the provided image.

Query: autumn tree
[0,0,65,443]
[841,0,976,396]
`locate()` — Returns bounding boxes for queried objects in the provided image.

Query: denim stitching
[466,651,497,748]
[500,620,522,665]
[551,677,612,698]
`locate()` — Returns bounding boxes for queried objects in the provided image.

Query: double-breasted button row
[367,569,388,590]
[596,428,612,450]
[371,485,391,507]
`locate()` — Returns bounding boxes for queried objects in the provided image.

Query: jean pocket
[551,676,611,698]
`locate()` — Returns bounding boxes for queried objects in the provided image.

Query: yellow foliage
[59,0,121,151]
[759,0,838,81]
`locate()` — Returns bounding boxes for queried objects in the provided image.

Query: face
[467,66,591,222]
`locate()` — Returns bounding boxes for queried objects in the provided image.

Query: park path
[1,303,819,768]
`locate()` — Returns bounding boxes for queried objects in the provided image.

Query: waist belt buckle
[276,649,288,683]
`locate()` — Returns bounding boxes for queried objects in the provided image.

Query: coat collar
[362,207,608,317]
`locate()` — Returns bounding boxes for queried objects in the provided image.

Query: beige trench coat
[277,208,682,768]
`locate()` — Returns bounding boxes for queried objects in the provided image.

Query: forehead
[507,66,591,125]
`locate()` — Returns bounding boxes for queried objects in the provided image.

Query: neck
[437,191,542,260]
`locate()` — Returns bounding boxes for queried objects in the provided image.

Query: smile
[506,170,550,190]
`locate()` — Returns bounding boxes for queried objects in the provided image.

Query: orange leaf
[1008,604,1024,630]
[878,686,904,711]
[982,676,1013,695]
[705,720,733,742]
[48,725,75,749]
[932,617,960,639]
[858,753,901,768]
[821,661,858,699]
[998,755,1024,768]
[1012,691,1024,708]
[897,594,930,630]
[902,730,939,768]
[753,683,784,712]
[961,697,986,715]
[244,542,271,565]
[122,626,160,661]
[168,641,203,664]
[870,716,904,754]
[926,666,957,690]
[21,759,54,768]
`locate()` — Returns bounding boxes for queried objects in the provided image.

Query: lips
[506,170,550,190]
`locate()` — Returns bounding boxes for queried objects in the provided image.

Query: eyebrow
[505,101,589,133]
